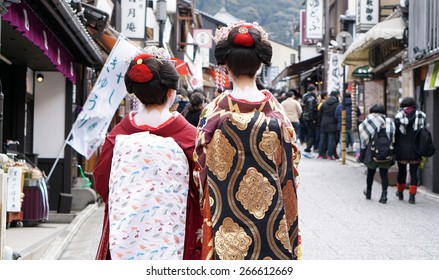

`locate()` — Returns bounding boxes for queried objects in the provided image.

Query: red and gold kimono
[194,90,302,260]
[94,112,202,260]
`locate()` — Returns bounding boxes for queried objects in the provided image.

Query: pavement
[3,202,104,260]
[3,150,439,260]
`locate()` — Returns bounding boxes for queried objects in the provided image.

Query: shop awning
[272,54,323,85]
[341,17,407,66]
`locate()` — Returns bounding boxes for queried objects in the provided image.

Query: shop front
[1,1,106,213]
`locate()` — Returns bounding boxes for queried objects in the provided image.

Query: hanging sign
[305,0,323,40]
[356,0,380,33]
[121,0,147,39]
[327,52,344,93]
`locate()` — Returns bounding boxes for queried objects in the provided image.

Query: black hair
[285,91,294,98]
[330,90,340,97]
[307,85,316,92]
[189,92,204,107]
[400,96,417,109]
[345,92,352,98]
[214,25,272,78]
[369,103,386,114]
[124,58,179,106]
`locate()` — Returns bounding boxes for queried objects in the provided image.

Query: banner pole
[45,128,73,184]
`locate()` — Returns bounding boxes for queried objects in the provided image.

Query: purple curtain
[3,2,77,83]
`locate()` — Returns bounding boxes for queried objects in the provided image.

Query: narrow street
[298,152,439,260]
[59,152,439,260]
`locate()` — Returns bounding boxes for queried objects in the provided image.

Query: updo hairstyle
[124,57,179,106]
[214,25,272,78]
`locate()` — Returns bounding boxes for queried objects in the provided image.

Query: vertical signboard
[327,52,344,93]
[121,0,147,39]
[6,167,22,213]
[306,0,323,40]
[194,29,212,68]
[356,0,380,33]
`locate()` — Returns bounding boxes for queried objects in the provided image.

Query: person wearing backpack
[93,47,202,260]
[358,104,395,203]
[394,97,427,204]
[301,85,319,158]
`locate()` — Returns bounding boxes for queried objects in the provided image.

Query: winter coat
[301,92,318,127]
[318,96,339,133]
[335,97,361,131]
[394,111,422,162]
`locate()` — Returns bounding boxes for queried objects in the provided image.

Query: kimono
[193,90,302,260]
[94,112,202,260]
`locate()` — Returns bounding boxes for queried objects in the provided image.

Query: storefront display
[1,151,49,228]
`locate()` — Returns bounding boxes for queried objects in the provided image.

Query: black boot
[409,194,416,204]
[379,191,388,204]
[363,189,371,200]
[396,191,404,200]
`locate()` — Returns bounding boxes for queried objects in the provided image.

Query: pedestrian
[301,84,319,158]
[176,87,190,113]
[281,89,302,140]
[93,47,202,260]
[169,94,182,112]
[194,21,301,260]
[394,97,426,204]
[358,104,395,203]
[181,91,205,126]
[317,91,339,160]
[335,92,361,153]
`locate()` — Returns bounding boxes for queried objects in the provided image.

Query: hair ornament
[142,45,171,62]
[233,24,255,47]
[124,46,171,66]
[213,21,269,44]
[128,53,154,83]
[215,65,227,91]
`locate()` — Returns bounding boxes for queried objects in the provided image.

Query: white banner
[6,167,22,212]
[67,36,142,159]
[327,52,344,94]
[306,0,323,40]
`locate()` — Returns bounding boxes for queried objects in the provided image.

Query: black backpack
[368,126,394,163]
[413,127,436,157]
[301,94,317,122]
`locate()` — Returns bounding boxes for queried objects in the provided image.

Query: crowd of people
[276,85,430,206]
[90,20,431,261]
[278,85,361,161]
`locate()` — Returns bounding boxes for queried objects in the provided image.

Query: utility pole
[341,34,347,164]
[323,0,330,92]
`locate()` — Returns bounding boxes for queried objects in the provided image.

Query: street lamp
[156,0,167,48]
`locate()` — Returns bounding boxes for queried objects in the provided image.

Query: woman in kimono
[193,22,302,260]
[94,47,202,260]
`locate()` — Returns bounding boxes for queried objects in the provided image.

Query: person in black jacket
[182,91,205,126]
[301,85,319,158]
[317,91,340,160]
[394,97,427,204]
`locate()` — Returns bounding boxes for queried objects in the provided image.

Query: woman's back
[194,91,300,259]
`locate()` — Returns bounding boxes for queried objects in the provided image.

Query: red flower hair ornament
[128,53,154,83]
[213,21,268,45]
[233,24,255,47]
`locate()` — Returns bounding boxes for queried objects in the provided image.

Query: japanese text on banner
[67,36,141,159]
